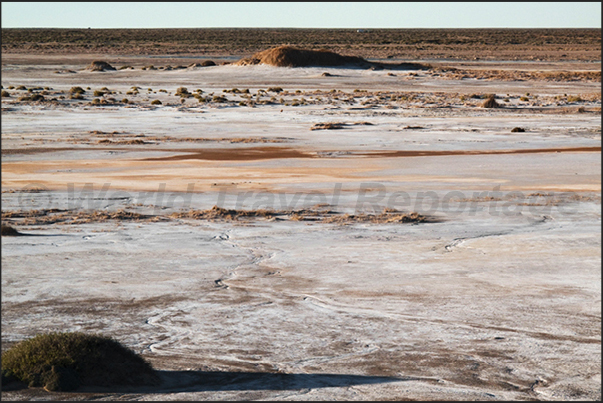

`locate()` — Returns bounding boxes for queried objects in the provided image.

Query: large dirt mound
[235,45,430,71]
[235,45,370,68]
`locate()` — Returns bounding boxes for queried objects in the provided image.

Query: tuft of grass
[481,95,501,108]
[1,332,159,392]
[68,86,86,95]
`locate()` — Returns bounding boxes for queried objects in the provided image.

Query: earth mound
[1,332,160,392]
[235,45,370,68]
[86,60,116,71]
[235,45,430,71]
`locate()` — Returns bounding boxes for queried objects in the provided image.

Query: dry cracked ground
[1,47,601,400]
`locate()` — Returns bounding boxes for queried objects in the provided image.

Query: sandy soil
[1,51,601,401]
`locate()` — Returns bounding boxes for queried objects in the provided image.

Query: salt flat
[1,57,601,400]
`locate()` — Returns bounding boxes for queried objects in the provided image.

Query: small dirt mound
[1,332,159,392]
[86,61,116,72]
[235,45,369,68]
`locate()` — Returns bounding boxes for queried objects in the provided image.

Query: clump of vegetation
[481,94,501,108]
[511,127,526,132]
[1,90,11,97]
[68,86,86,95]
[200,60,216,66]
[18,94,45,102]
[1,332,159,392]
[151,99,162,105]
[175,87,191,97]
[310,122,346,130]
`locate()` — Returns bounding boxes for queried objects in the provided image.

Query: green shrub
[1,332,159,391]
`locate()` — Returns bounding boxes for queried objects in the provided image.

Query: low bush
[1,332,159,392]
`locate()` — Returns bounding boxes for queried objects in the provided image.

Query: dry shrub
[322,210,426,224]
[310,122,346,130]
[481,95,501,108]
[97,139,146,145]
[2,208,149,225]
[511,127,526,132]
[86,61,116,72]
[171,205,277,221]
[235,45,368,68]
[200,60,216,66]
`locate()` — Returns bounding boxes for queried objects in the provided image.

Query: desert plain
[1,28,601,400]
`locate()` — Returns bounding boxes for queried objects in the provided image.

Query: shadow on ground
[152,370,403,393]
[3,370,404,395]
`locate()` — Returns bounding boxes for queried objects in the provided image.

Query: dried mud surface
[1,32,601,401]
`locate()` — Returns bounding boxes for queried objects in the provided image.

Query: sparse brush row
[429,67,601,82]
[1,206,432,228]
[2,84,600,111]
